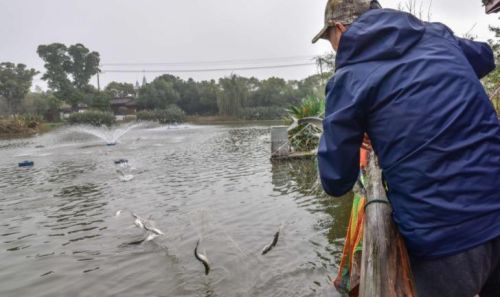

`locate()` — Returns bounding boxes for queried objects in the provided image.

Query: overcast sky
[0,0,497,89]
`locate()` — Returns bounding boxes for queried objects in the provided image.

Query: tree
[0,62,38,114]
[66,44,100,90]
[482,17,500,114]
[104,81,135,98]
[398,0,432,20]
[315,53,336,74]
[86,88,111,111]
[37,43,100,110]
[176,78,201,114]
[197,80,220,115]
[217,75,249,116]
[137,75,181,110]
[292,73,329,103]
[24,91,62,122]
[251,77,290,107]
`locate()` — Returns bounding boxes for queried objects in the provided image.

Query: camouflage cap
[312,0,381,44]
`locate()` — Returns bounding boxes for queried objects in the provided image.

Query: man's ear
[335,22,348,33]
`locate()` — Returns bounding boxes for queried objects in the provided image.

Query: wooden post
[271,126,289,158]
[359,153,417,297]
[486,0,500,14]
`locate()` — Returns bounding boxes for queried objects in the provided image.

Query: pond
[0,123,353,297]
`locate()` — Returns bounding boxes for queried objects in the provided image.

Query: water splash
[68,123,143,145]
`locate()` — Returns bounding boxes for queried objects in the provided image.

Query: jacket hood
[336,9,425,69]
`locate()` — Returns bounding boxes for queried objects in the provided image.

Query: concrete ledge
[271,151,316,161]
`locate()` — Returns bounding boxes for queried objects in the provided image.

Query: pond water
[0,123,353,297]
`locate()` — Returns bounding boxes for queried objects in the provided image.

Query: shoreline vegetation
[1,20,497,139]
[0,115,287,139]
[0,115,42,138]
[0,116,64,139]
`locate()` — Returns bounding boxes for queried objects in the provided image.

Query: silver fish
[143,222,164,236]
[194,240,210,275]
[145,233,159,242]
[131,213,145,229]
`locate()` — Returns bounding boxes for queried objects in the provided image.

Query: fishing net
[333,193,366,296]
[333,149,416,297]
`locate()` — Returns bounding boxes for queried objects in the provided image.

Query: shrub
[137,105,186,124]
[286,96,325,152]
[66,111,115,127]
[0,114,43,135]
[287,96,325,119]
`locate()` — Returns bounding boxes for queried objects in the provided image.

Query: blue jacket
[318,8,500,258]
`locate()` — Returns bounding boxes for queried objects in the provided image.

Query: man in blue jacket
[313,0,500,296]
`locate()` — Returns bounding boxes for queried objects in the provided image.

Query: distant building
[77,103,89,113]
[110,97,138,115]
[59,102,88,119]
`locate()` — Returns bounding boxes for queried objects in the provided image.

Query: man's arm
[318,77,364,197]
[456,37,496,79]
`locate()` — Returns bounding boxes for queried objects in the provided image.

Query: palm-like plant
[286,96,325,152]
[286,95,325,119]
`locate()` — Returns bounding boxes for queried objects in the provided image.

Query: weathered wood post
[271,126,289,159]
[359,154,417,297]
[485,0,500,14]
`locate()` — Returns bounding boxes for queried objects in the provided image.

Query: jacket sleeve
[318,75,365,197]
[456,37,496,79]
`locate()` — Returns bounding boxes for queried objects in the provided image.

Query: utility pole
[97,72,101,91]
[318,58,325,86]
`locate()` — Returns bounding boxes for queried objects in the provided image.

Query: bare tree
[398,0,433,21]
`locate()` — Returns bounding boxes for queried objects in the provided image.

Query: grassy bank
[0,116,40,138]
[0,114,286,139]
[38,122,64,134]
[186,115,285,125]
[0,116,63,139]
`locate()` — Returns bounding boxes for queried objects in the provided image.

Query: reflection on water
[0,124,353,297]
[271,158,353,270]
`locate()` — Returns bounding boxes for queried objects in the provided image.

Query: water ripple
[0,124,349,297]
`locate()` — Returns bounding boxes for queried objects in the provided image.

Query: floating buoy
[18,161,34,167]
[114,159,128,165]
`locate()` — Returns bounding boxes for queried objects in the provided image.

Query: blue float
[114,159,128,165]
[18,161,34,168]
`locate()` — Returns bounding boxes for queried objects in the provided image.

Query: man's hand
[361,133,372,151]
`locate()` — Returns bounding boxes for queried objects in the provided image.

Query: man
[313,0,500,296]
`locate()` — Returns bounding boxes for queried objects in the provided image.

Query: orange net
[333,193,366,296]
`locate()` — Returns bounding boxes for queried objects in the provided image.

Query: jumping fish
[131,213,164,235]
[194,240,210,275]
[143,221,164,236]
[145,233,159,242]
[261,229,280,255]
[116,169,134,182]
[132,213,145,229]
[116,210,164,238]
